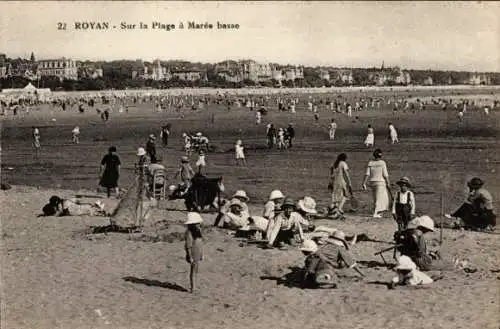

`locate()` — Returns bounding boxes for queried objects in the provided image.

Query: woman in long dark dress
[99,146,121,198]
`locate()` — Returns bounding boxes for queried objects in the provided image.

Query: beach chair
[152,169,167,201]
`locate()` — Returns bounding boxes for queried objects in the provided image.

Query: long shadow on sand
[123,276,188,292]
[260,266,309,289]
[358,260,395,269]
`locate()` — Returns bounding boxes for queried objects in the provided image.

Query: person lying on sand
[299,234,364,289]
[388,256,433,289]
[41,196,106,217]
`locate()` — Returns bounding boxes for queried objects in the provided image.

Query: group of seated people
[212,187,476,289]
[297,214,461,289]
[214,189,321,249]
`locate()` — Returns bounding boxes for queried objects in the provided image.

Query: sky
[1,1,499,72]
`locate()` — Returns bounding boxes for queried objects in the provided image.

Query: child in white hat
[389,255,433,289]
[185,212,204,294]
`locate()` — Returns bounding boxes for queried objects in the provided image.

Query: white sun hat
[297,196,317,214]
[196,132,203,137]
[395,255,417,271]
[415,215,435,232]
[232,190,249,202]
[184,212,203,225]
[137,147,146,156]
[299,239,318,253]
[269,190,285,201]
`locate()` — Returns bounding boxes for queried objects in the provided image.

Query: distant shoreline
[16,85,500,97]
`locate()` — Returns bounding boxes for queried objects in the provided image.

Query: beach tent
[23,83,37,93]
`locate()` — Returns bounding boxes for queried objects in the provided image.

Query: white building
[37,58,78,80]
[319,69,330,81]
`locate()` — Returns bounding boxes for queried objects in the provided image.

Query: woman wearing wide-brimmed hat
[362,149,391,218]
[266,197,312,249]
[445,177,496,231]
[213,190,250,227]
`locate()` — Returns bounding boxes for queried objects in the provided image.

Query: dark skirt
[452,203,496,229]
[100,170,119,188]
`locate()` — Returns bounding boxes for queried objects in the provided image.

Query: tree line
[1,59,499,91]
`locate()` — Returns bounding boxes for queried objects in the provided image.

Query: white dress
[364,128,374,146]
[235,145,245,159]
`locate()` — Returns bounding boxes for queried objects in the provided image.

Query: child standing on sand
[235,139,246,165]
[184,212,204,294]
[196,150,206,174]
[364,124,374,147]
[392,177,416,231]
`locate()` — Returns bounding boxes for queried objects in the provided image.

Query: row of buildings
[0,53,102,81]
[0,53,495,86]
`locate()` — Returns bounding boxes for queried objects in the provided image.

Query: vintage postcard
[0,2,499,329]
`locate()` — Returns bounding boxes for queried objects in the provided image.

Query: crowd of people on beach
[17,89,498,294]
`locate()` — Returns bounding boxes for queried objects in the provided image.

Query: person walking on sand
[195,150,206,174]
[235,139,246,165]
[32,126,41,158]
[364,124,374,147]
[99,146,121,198]
[184,212,204,294]
[388,123,398,144]
[71,126,80,144]
[362,149,391,218]
[328,153,353,218]
[328,119,337,141]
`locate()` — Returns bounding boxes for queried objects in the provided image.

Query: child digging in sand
[184,212,204,294]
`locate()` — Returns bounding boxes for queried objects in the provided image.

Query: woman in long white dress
[362,149,391,218]
[329,153,353,216]
[364,124,374,147]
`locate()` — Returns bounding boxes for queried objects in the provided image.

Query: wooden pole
[439,192,444,245]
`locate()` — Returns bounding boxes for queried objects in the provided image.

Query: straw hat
[281,197,296,209]
[395,255,417,271]
[181,156,189,163]
[297,196,317,214]
[299,239,318,253]
[396,177,411,187]
[467,177,484,189]
[149,134,156,140]
[196,132,203,137]
[415,215,435,232]
[232,190,249,202]
[269,190,285,201]
[184,212,203,225]
[137,147,146,156]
